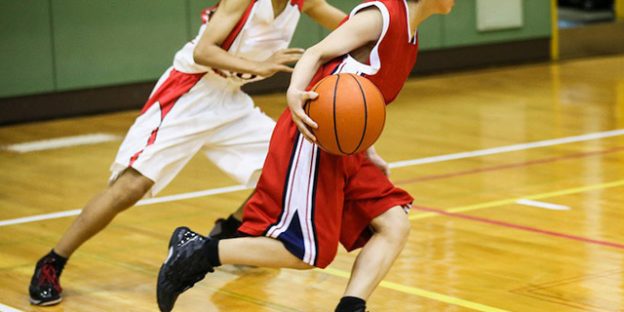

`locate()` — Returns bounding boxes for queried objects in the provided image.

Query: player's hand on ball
[366,146,390,176]
[287,87,318,142]
[257,48,304,77]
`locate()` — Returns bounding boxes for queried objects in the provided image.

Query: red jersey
[240,0,416,268]
[309,0,419,104]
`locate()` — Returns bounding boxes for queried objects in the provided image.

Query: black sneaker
[157,227,215,312]
[208,216,242,240]
[29,256,64,306]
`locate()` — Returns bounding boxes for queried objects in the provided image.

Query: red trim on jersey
[201,5,219,24]
[130,69,203,166]
[290,0,305,11]
[221,0,257,51]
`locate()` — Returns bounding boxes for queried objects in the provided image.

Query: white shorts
[110,67,276,196]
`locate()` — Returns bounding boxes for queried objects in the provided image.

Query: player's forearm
[193,45,263,76]
[288,47,324,92]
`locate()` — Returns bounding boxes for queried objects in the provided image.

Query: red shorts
[239,110,413,268]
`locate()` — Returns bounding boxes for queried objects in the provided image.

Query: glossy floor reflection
[0,55,623,311]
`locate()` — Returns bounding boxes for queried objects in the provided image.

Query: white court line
[0,303,23,312]
[389,129,624,168]
[0,209,83,227]
[516,199,571,211]
[0,129,622,227]
[0,185,251,227]
[2,133,121,153]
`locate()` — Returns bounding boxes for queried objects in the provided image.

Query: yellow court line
[319,267,509,312]
[410,179,624,220]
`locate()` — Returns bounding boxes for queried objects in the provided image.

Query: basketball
[305,73,386,156]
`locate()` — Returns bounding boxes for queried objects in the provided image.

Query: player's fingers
[292,105,318,129]
[299,113,318,129]
[281,48,305,54]
[287,54,303,62]
[301,91,318,100]
[291,114,317,142]
[299,124,317,142]
[277,65,294,73]
[277,54,302,65]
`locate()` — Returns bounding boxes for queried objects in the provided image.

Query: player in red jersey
[28,0,346,306]
[157,1,455,311]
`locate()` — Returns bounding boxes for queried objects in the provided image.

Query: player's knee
[374,207,411,242]
[109,169,152,205]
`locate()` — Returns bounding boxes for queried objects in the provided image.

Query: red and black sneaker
[29,254,64,306]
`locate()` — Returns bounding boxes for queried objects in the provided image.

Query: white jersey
[111,1,307,196]
[173,0,304,86]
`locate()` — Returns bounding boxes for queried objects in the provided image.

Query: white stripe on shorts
[266,134,318,265]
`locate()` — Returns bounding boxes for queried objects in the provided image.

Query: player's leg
[218,236,314,269]
[159,119,340,311]
[29,68,213,306]
[335,153,413,311]
[157,227,312,311]
[337,206,410,311]
[54,168,153,257]
[29,168,153,305]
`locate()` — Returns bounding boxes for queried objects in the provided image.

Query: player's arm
[302,0,346,30]
[193,0,302,77]
[287,8,383,142]
[366,145,390,176]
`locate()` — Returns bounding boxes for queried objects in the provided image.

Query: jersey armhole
[346,1,390,75]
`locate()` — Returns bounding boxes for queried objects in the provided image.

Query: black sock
[335,296,366,312]
[225,215,242,228]
[202,239,222,267]
[43,249,68,274]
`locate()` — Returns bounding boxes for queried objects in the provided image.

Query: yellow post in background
[550,0,559,61]
[616,0,624,20]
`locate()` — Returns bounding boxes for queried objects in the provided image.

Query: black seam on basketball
[305,96,310,117]
[349,74,367,154]
[333,75,347,155]
[263,134,301,236]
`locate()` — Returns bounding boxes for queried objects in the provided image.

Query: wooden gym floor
[0,54,623,311]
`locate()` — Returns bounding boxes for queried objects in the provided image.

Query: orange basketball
[305,73,386,156]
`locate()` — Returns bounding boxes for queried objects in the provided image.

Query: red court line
[395,146,624,185]
[412,205,624,250]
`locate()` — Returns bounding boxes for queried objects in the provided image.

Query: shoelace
[38,263,62,292]
[178,231,200,247]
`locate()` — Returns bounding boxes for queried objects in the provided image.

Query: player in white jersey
[28,0,345,306]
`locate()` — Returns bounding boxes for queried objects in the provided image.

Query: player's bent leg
[29,168,153,306]
[54,168,153,256]
[219,236,314,269]
[157,227,312,311]
[338,206,410,311]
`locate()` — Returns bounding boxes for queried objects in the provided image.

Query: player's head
[413,0,456,15]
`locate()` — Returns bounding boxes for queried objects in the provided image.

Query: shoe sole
[29,296,62,306]
[157,227,190,312]
[157,262,177,312]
